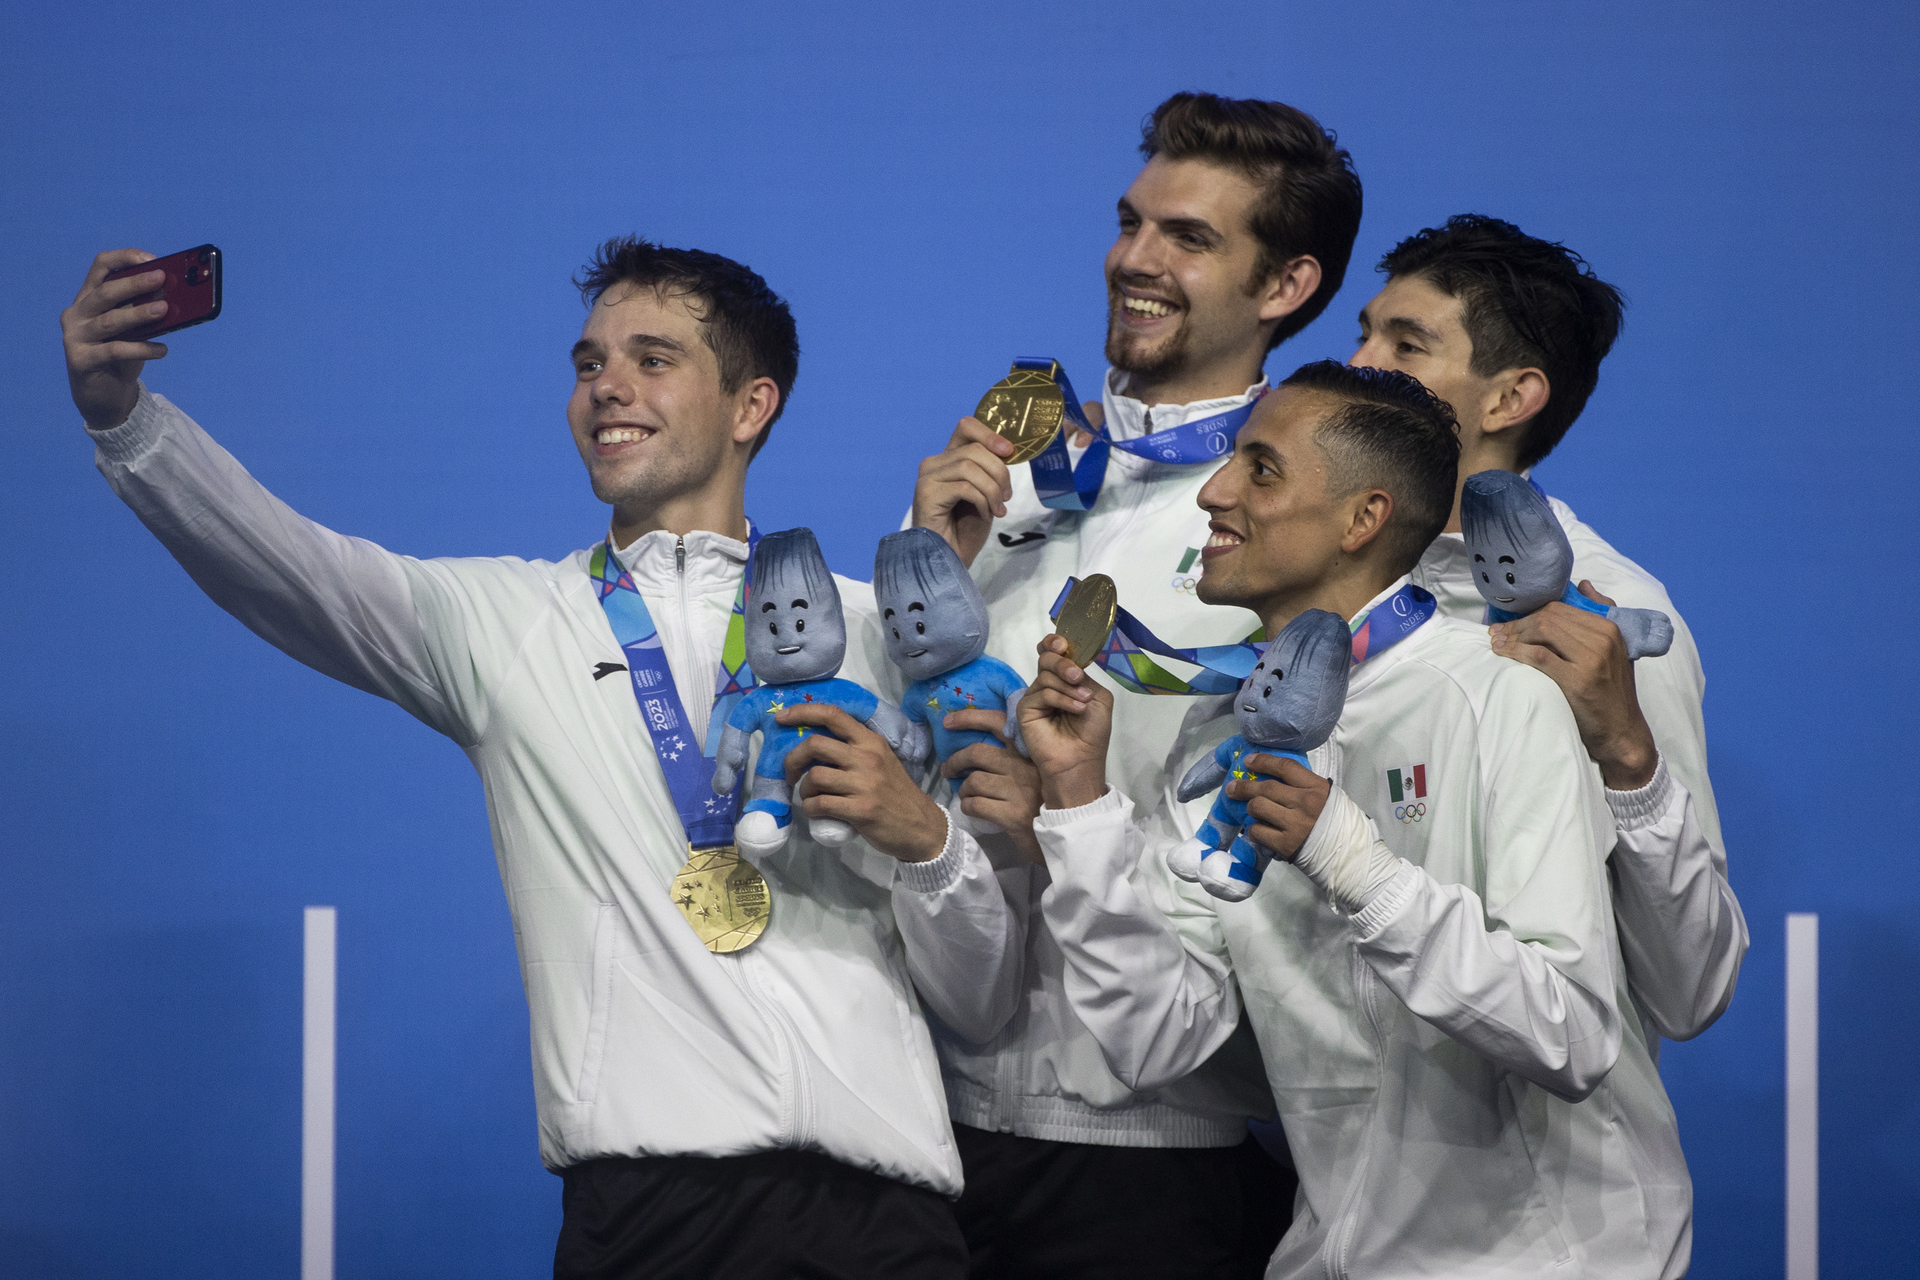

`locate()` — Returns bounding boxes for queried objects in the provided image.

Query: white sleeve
[1605,755,1750,1040]
[1335,669,1623,1104]
[1034,788,1243,1092]
[891,803,1031,1044]
[90,389,496,744]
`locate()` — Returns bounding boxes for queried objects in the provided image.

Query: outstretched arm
[64,250,493,744]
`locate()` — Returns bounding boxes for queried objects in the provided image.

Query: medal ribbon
[1023,358,1264,512]
[1049,578,1436,695]
[590,523,760,849]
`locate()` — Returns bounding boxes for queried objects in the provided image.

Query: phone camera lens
[198,249,211,264]
[186,265,201,286]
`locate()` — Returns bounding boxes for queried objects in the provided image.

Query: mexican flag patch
[1387,765,1427,803]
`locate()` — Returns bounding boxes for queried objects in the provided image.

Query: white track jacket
[1412,498,1747,1042]
[888,370,1276,1148]
[90,389,1024,1194]
[1036,595,1691,1279]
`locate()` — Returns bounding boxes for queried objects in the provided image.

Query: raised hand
[1230,754,1332,863]
[1017,635,1112,811]
[910,417,1016,567]
[62,250,172,429]
[1489,580,1658,790]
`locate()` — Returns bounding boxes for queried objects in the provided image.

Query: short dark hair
[1379,215,1624,470]
[1278,360,1461,574]
[575,237,799,457]
[1140,93,1363,352]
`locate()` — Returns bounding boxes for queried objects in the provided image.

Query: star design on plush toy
[801,692,815,703]
[769,696,787,713]
[925,694,941,709]
[1231,768,1250,780]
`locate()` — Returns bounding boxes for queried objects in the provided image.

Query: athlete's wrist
[1041,762,1107,812]
[1593,718,1659,791]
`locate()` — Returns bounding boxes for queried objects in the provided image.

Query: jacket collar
[1100,368,1267,445]
[610,527,749,598]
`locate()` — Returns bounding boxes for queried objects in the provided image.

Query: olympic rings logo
[1170,575,1200,595]
[1395,803,1427,823]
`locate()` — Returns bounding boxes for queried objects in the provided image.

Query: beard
[584,432,726,519]
[1103,295,1191,384]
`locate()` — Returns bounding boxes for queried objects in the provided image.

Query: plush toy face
[1237,608,1350,751]
[1460,470,1575,614]
[873,527,990,683]
[746,528,846,684]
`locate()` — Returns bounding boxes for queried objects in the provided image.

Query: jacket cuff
[1350,861,1422,940]
[88,383,168,466]
[1035,786,1124,828]
[1605,752,1674,829]
[895,806,965,893]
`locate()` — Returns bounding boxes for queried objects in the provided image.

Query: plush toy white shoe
[1166,836,1211,882]
[735,810,790,858]
[810,817,856,846]
[1197,850,1257,902]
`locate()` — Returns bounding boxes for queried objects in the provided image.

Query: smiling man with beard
[893,94,1363,1278]
[58,237,1027,1280]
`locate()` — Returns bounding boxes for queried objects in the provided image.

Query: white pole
[1785,913,1818,1280]
[303,907,337,1280]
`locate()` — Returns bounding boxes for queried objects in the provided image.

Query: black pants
[555,1149,968,1280]
[952,1125,1297,1280]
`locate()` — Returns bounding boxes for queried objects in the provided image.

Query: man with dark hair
[1351,215,1748,1052]
[59,238,1016,1278]
[1018,362,1692,1279]
[893,92,1363,1278]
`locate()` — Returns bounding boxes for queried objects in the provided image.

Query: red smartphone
[103,244,222,339]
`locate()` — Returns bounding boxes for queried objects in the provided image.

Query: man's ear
[732,376,781,450]
[1340,489,1394,555]
[1257,255,1324,324]
[1479,367,1550,443]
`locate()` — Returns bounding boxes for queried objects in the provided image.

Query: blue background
[3,2,1915,1275]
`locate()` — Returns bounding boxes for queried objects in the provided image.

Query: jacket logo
[1172,546,1201,596]
[1389,765,1428,823]
[998,530,1047,548]
[592,661,627,681]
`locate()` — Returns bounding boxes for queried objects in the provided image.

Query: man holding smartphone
[60,240,1018,1279]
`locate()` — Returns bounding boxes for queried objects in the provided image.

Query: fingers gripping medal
[1052,573,1118,668]
[976,359,1081,465]
[671,847,770,953]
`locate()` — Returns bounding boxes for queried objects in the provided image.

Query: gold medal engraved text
[671,846,770,953]
[975,360,1069,465]
[1054,574,1118,668]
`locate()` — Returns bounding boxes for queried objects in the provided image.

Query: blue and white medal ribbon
[1026,359,1263,511]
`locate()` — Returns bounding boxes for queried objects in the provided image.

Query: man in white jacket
[60,238,1014,1279]
[901,93,1363,1276]
[1349,215,1747,1046]
[1021,360,1691,1279]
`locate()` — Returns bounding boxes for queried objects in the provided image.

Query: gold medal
[1053,574,1118,668]
[975,360,1069,465]
[670,845,770,953]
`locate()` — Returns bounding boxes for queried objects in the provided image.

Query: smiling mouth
[903,648,929,659]
[1200,527,1244,560]
[1241,702,1259,713]
[594,424,656,447]
[775,644,802,655]
[1494,595,1516,603]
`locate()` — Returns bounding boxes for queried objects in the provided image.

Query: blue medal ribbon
[1023,358,1263,512]
[1050,578,1436,695]
[590,523,760,850]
